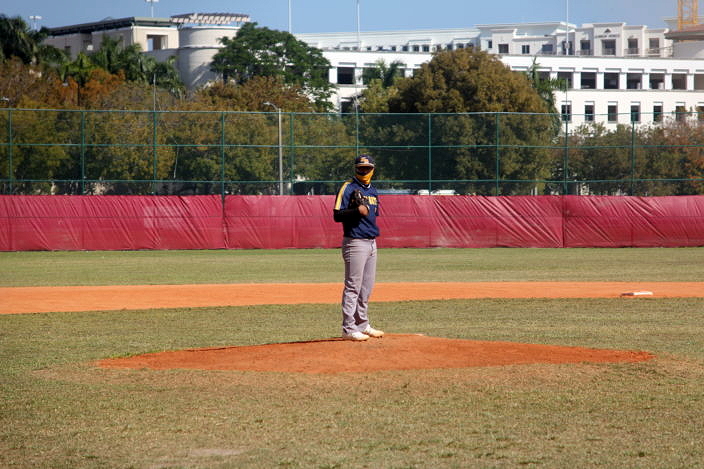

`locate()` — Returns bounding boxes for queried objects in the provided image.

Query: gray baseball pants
[340,237,377,335]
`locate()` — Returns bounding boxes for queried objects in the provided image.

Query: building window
[608,104,618,123]
[390,46,397,51]
[630,104,641,123]
[340,99,355,114]
[653,104,663,122]
[457,43,464,49]
[446,43,453,50]
[557,71,573,89]
[561,104,572,122]
[337,67,355,85]
[627,38,639,55]
[402,45,409,51]
[585,104,595,122]
[498,43,509,53]
[561,41,573,55]
[626,73,642,89]
[650,73,665,89]
[697,106,704,122]
[604,72,620,89]
[580,40,591,55]
[580,72,596,89]
[147,35,166,51]
[672,74,687,90]
[648,38,660,55]
[521,44,530,54]
[695,74,704,90]
[675,105,687,122]
[602,39,616,55]
[541,44,553,54]
[422,45,430,52]
[488,40,493,49]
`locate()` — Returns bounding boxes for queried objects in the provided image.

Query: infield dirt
[2,281,703,315]
[4,281,693,373]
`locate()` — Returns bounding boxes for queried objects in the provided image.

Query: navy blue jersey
[333,178,380,239]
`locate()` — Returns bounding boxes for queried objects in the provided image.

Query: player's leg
[355,239,377,329]
[341,237,368,337]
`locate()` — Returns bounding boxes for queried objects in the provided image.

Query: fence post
[563,116,569,195]
[7,108,12,194]
[630,121,636,195]
[495,113,500,195]
[289,112,294,195]
[428,113,432,193]
[221,111,226,202]
[355,108,360,156]
[80,110,86,195]
[152,110,158,195]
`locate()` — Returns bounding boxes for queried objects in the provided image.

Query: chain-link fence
[1,108,703,196]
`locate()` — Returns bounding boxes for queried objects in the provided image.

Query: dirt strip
[97,334,654,374]
[2,281,703,315]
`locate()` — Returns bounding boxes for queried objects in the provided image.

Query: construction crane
[678,0,700,29]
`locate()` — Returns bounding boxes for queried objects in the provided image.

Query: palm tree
[362,59,404,88]
[0,15,65,66]
[525,58,567,112]
[0,15,38,64]
[59,52,95,86]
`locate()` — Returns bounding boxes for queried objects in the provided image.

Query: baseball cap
[355,154,375,167]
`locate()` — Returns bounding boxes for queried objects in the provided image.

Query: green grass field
[1,248,704,468]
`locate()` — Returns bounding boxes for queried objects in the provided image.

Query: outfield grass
[2,247,704,286]
[1,248,704,468]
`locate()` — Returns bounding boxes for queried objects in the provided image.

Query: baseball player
[333,154,385,341]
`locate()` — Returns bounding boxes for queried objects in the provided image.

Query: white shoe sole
[342,333,370,341]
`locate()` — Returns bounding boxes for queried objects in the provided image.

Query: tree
[389,49,549,114]
[0,15,65,67]
[360,48,557,194]
[524,58,567,112]
[88,36,184,97]
[565,123,635,194]
[193,76,317,112]
[362,59,404,88]
[358,59,404,113]
[210,23,333,110]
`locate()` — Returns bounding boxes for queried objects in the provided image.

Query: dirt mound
[97,334,654,374]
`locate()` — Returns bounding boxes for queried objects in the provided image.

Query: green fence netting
[1,108,703,196]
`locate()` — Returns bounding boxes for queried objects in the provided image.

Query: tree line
[1,15,702,195]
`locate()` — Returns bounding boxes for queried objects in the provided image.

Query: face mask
[355,168,374,185]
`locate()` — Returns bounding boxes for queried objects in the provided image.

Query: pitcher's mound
[97,334,653,374]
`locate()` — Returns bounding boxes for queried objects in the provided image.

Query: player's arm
[333,184,366,222]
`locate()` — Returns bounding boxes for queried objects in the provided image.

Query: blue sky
[1,0,676,32]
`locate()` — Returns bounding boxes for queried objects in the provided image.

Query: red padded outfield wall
[1,195,704,251]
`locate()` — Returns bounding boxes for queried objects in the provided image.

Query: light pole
[263,102,284,195]
[29,15,42,30]
[145,0,159,17]
[356,0,361,50]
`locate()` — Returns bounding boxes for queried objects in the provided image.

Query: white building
[44,13,250,90]
[44,14,704,127]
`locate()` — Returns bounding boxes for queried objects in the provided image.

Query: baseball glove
[349,189,367,209]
